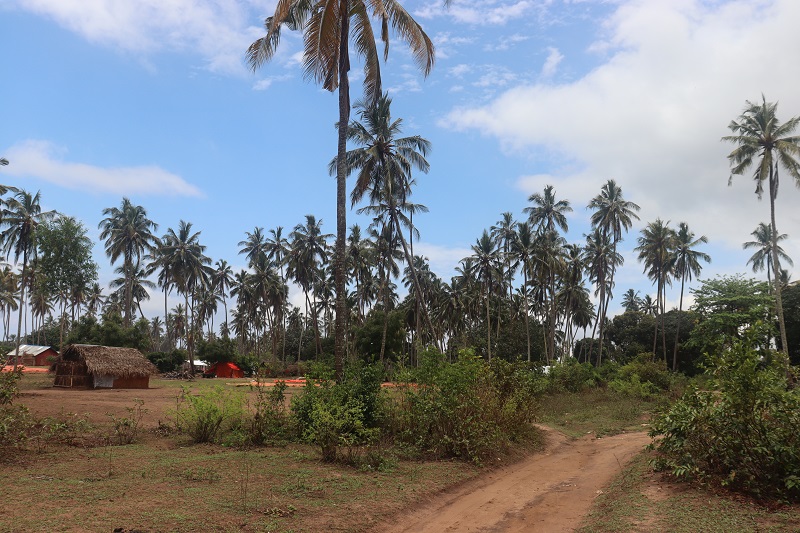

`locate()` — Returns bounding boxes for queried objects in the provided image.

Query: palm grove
[1,86,800,372]
[0,99,796,376]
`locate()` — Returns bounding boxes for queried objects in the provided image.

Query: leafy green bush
[650,328,800,501]
[0,366,22,406]
[608,355,672,399]
[147,349,186,373]
[388,349,540,464]
[609,374,660,399]
[304,360,335,380]
[547,359,601,392]
[246,379,292,445]
[290,363,384,462]
[175,386,245,443]
[107,398,147,445]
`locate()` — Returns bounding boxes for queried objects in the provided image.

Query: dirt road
[380,427,651,533]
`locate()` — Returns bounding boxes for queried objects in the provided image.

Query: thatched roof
[60,344,157,378]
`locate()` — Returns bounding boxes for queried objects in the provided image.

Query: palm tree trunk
[332,5,351,383]
[164,290,171,348]
[124,258,133,328]
[672,273,686,372]
[380,272,389,362]
[523,270,531,362]
[185,292,194,374]
[13,252,28,366]
[391,211,437,352]
[485,285,492,361]
[660,281,668,363]
[769,170,790,366]
[589,280,605,366]
[311,291,322,356]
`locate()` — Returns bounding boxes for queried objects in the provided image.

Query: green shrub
[107,398,147,445]
[547,359,601,392]
[246,379,292,445]
[290,363,384,462]
[388,348,540,464]
[0,366,22,405]
[147,349,186,373]
[304,360,335,380]
[609,374,660,399]
[608,355,673,399]
[175,386,245,443]
[618,354,672,390]
[650,327,800,501]
[0,405,35,450]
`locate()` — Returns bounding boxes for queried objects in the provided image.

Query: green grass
[0,437,480,532]
[577,452,800,533]
[537,387,663,438]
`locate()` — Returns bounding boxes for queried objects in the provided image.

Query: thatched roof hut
[53,344,157,389]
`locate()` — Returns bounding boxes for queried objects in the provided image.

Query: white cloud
[484,33,531,52]
[253,74,293,91]
[2,140,203,197]
[473,65,517,88]
[448,63,472,78]
[414,242,472,280]
[15,0,269,74]
[442,0,800,270]
[430,32,473,60]
[540,46,563,79]
[417,0,535,25]
[387,75,423,94]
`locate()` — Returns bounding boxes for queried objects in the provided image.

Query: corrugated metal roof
[5,345,55,357]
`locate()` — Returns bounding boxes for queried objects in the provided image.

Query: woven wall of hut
[53,360,91,388]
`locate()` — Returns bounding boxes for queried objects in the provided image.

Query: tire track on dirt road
[378,427,651,533]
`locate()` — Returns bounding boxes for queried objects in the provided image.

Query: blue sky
[2,0,800,322]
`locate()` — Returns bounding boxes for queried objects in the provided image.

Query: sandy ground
[378,426,651,533]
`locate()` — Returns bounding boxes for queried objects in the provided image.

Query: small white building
[182,360,208,372]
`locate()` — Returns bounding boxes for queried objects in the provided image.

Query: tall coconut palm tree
[641,294,657,317]
[161,221,212,372]
[635,219,676,363]
[0,265,19,341]
[1,189,56,363]
[211,259,234,335]
[98,198,158,327]
[723,96,800,359]
[743,222,793,287]
[587,179,640,356]
[265,226,290,280]
[492,212,518,306]
[110,265,156,321]
[238,227,267,267]
[469,230,501,360]
[247,0,435,381]
[510,221,535,361]
[620,289,642,313]
[532,229,566,363]
[525,185,572,234]
[333,93,435,347]
[671,222,710,370]
[288,215,331,358]
[559,243,586,358]
[85,282,105,319]
[146,238,175,344]
[347,224,373,323]
[582,227,621,366]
